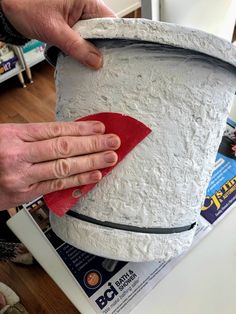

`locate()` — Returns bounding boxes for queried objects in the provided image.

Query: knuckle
[17,184,34,194]
[64,38,81,56]
[67,122,85,135]
[90,137,101,152]
[87,156,96,170]
[76,122,86,134]
[52,179,66,191]
[0,124,16,141]
[53,159,71,178]
[0,147,27,192]
[75,176,83,186]
[48,123,62,138]
[54,137,71,156]
[0,175,16,191]
[0,149,16,168]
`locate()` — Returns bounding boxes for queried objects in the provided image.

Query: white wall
[104,0,141,17]
[160,0,236,41]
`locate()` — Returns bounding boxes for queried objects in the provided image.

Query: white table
[131,207,236,314]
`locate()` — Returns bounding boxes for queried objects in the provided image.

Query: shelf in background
[23,49,45,68]
[0,62,24,84]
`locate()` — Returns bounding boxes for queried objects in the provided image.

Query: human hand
[1,0,115,69]
[0,121,120,210]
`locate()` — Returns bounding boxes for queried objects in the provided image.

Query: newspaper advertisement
[201,118,236,224]
[23,118,236,314]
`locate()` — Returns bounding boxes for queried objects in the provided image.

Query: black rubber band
[66,210,196,234]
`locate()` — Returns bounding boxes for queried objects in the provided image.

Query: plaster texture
[49,19,236,262]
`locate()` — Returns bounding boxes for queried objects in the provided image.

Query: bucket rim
[45,18,236,68]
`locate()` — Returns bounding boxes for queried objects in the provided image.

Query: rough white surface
[51,19,236,262]
[74,18,236,67]
[50,212,197,262]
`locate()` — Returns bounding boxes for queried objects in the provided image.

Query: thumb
[55,23,103,70]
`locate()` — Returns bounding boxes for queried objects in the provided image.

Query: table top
[131,207,236,314]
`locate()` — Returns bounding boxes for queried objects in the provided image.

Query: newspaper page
[22,118,236,314]
[201,117,236,225]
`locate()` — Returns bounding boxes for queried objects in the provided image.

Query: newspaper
[22,117,236,314]
[201,117,236,225]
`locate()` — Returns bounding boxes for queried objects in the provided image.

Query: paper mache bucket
[45,18,236,262]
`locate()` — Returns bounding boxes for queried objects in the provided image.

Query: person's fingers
[29,151,118,183]
[20,121,105,141]
[54,0,116,67]
[26,134,121,163]
[59,0,116,66]
[31,170,103,196]
[55,24,103,69]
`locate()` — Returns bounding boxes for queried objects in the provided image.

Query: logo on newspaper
[201,175,236,223]
[95,270,138,310]
[95,282,119,310]
[84,270,102,289]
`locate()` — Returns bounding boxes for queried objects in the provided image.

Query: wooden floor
[0,61,56,124]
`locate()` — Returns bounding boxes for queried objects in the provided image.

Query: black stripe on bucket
[66,211,196,234]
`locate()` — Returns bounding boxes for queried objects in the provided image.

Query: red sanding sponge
[44,112,152,216]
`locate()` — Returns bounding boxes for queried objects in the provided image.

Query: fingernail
[90,171,102,182]
[85,52,103,69]
[93,122,105,133]
[104,152,117,163]
[107,136,120,148]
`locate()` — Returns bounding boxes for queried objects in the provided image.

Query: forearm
[0,0,29,45]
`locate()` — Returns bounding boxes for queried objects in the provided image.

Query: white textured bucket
[48,19,236,262]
